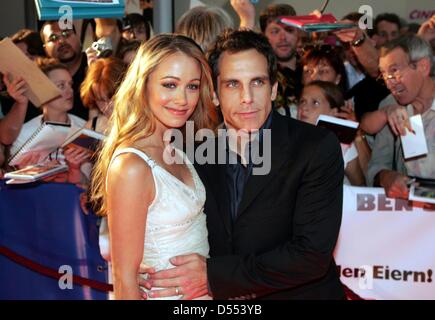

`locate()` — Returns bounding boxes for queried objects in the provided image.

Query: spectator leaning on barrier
[40,21,89,120]
[9,58,90,184]
[367,35,435,199]
[297,80,366,186]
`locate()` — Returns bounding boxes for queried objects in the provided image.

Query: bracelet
[355,135,366,142]
[351,33,366,47]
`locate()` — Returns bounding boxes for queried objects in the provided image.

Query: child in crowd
[297,81,369,185]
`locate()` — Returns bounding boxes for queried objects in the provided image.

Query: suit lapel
[236,113,290,219]
[202,144,233,236]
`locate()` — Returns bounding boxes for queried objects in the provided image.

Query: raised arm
[107,152,154,300]
[335,26,380,78]
[0,73,29,145]
[230,0,256,30]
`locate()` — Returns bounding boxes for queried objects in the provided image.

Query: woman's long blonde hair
[91,34,218,216]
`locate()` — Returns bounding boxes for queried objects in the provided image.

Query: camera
[91,37,113,58]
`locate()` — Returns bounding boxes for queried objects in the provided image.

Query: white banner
[334,185,435,300]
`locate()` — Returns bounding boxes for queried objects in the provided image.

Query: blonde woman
[175,6,233,52]
[91,34,218,300]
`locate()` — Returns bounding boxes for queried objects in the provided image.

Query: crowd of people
[0,0,434,300]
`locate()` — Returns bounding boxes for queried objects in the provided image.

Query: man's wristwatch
[351,33,366,47]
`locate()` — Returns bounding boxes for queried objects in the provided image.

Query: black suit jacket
[195,112,345,300]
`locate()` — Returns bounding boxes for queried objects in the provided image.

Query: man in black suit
[143,29,345,300]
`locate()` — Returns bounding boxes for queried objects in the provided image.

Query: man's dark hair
[207,29,277,89]
[122,13,150,40]
[11,29,45,57]
[342,12,364,22]
[39,20,77,43]
[374,13,401,34]
[259,4,296,33]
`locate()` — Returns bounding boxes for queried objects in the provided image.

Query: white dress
[107,147,211,300]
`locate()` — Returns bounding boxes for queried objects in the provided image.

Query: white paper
[409,183,435,204]
[400,114,428,159]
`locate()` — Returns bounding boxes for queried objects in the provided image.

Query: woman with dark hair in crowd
[11,29,46,61]
[301,45,349,93]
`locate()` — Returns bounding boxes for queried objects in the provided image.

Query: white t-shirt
[341,142,359,185]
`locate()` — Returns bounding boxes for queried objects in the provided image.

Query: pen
[406,178,416,186]
[319,0,330,14]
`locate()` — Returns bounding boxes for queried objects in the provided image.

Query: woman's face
[146,52,202,129]
[92,85,113,117]
[297,85,337,125]
[302,59,341,86]
[45,69,74,114]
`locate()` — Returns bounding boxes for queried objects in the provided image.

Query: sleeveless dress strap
[109,147,156,169]
[106,147,157,190]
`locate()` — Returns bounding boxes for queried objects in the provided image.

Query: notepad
[400,114,428,159]
[316,114,359,144]
[0,38,61,107]
[278,14,356,32]
[61,127,105,151]
[5,161,68,183]
[409,178,435,204]
[8,122,72,166]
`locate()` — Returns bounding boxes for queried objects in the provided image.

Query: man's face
[376,20,400,48]
[42,23,81,63]
[215,49,278,132]
[264,21,298,63]
[379,47,424,106]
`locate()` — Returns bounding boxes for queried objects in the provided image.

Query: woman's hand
[85,46,98,66]
[64,147,92,169]
[17,151,48,169]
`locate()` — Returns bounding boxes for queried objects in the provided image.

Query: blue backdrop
[0,180,110,300]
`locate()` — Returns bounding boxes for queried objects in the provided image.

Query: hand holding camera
[86,37,113,66]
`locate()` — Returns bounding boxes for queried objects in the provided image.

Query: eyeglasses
[46,30,73,43]
[378,61,417,82]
